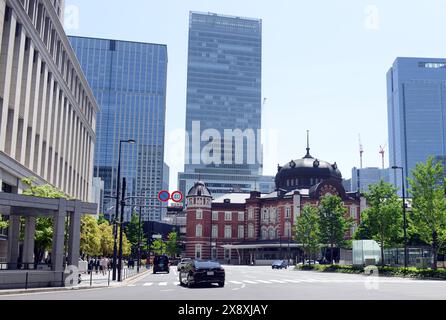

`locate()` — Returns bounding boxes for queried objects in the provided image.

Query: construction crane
[379,141,388,170]
[358,134,364,169]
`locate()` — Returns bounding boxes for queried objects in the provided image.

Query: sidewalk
[0,268,150,296]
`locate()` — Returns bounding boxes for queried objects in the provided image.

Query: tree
[165,232,181,258]
[151,238,166,255]
[360,181,403,266]
[318,195,353,264]
[125,212,146,256]
[80,215,101,257]
[98,221,114,257]
[408,156,446,270]
[294,205,320,265]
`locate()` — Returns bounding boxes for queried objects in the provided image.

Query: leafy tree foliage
[294,205,320,265]
[165,232,181,258]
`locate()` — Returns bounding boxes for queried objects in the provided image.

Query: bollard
[25,272,29,290]
[90,269,93,286]
[108,270,110,286]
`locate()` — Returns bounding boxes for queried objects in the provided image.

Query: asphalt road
[1,266,446,300]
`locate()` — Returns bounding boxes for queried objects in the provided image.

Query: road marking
[243,280,258,284]
[127,284,136,287]
[229,281,243,285]
[256,280,272,284]
[159,282,168,286]
[269,280,286,283]
[281,279,301,283]
[143,283,153,287]
[173,282,180,286]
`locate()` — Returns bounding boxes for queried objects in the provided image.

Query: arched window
[270,208,277,223]
[262,227,268,240]
[248,224,255,238]
[196,224,203,237]
[269,228,276,240]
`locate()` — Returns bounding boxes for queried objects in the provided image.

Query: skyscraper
[0,0,98,201]
[69,36,168,221]
[387,57,446,193]
[351,167,390,193]
[179,11,263,197]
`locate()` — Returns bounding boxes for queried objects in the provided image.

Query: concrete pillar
[22,217,36,266]
[7,215,20,269]
[0,0,6,50]
[67,201,81,267]
[52,199,67,272]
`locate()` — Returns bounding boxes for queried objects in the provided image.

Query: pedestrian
[95,257,100,274]
[88,257,94,274]
[100,257,108,276]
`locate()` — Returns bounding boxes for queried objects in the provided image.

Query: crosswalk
[132,278,329,288]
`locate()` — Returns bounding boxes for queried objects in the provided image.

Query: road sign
[171,191,184,203]
[152,234,162,239]
[158,190,170,203]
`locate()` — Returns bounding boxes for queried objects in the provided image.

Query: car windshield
[273,260,283,264]
[195,261,221,269]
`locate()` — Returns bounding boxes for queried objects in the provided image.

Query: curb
[0,285,112,296]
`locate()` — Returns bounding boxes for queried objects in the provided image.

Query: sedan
[177,258,193,271]
[272,260,288,269]
[179,260,225,288]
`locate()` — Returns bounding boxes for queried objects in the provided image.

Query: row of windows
[195,224,255,239]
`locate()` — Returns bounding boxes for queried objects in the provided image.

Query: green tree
[165,232,181,258]
[318,195,353,264]
[360,181,403,266]
[80,215,101,257]
[125,212,146,255]
[151,238,166,255]
[98,221,114,256]
[408,156,446,270]
[294,205,320,265]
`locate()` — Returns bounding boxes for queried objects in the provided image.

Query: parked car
[153,255,170,274]
[179,260,225,288]
[272,260,288,269]
[177,258,193,271]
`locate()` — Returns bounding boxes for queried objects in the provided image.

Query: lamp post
[392,165,408,268]
[112,139,136,281]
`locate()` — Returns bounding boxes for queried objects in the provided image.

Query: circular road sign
[158,190,170,203]
[171,191,184,203]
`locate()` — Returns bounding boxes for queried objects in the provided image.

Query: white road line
[243,280,258,284]
[159,282,168,286]
[143,283,153,287]
[127,284,136,287]
[256,280,272,284]
[269,280,286,283]
[173,282,180,286]
[229,281,244,285]
[281,279,301,283]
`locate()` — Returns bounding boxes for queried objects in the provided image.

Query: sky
[64,0,446,191]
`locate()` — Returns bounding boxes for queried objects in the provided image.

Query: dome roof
[275,140,342,192]
[187,181,212,197]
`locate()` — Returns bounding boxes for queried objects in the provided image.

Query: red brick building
[185,147,365,265]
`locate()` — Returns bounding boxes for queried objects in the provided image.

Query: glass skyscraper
[179,11,263,197]
[387,57,446,194]
[69,36,168,221]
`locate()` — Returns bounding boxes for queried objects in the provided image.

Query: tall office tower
[0,0,98,201]
[387,57,446,194]
[69,36,168,222]
[351,167,390,193]
[179,11,263,198]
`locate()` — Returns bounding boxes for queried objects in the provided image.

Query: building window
[196,224,203,237]
[238,212,244,222]
[350,206,357,219]
[196,209,203,220]
[248,224,254,238]
[262,208,269,222]
[261,227,268,240]
[238,225,244,239]
[224,226,232,239]
[212,211,219,221]
[248,208,254,220]
[285,207,291,219]
[212,225,218,238]
[225,212,232,221]
[269,228,276,240]
[284,222,292,238]
[195,244,202,259]
[270,208,277,223]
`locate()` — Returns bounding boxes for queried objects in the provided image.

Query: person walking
[100,257,108,276]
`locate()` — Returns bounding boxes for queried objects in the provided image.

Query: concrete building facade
[0,0,98,200]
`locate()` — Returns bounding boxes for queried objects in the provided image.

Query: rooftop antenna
[304,130,312,159]
[358,134,364,169]
[379,141,388,170]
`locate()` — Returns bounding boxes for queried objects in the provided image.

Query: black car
[179,260,225,288]
[272,260,288,269]
[153,255,170,274]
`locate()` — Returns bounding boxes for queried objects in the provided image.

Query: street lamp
[112,139,136,281]
[392,165,408,268]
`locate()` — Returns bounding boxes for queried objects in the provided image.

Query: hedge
[295,264,446,280]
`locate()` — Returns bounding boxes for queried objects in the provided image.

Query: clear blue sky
[65,0,446,191]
